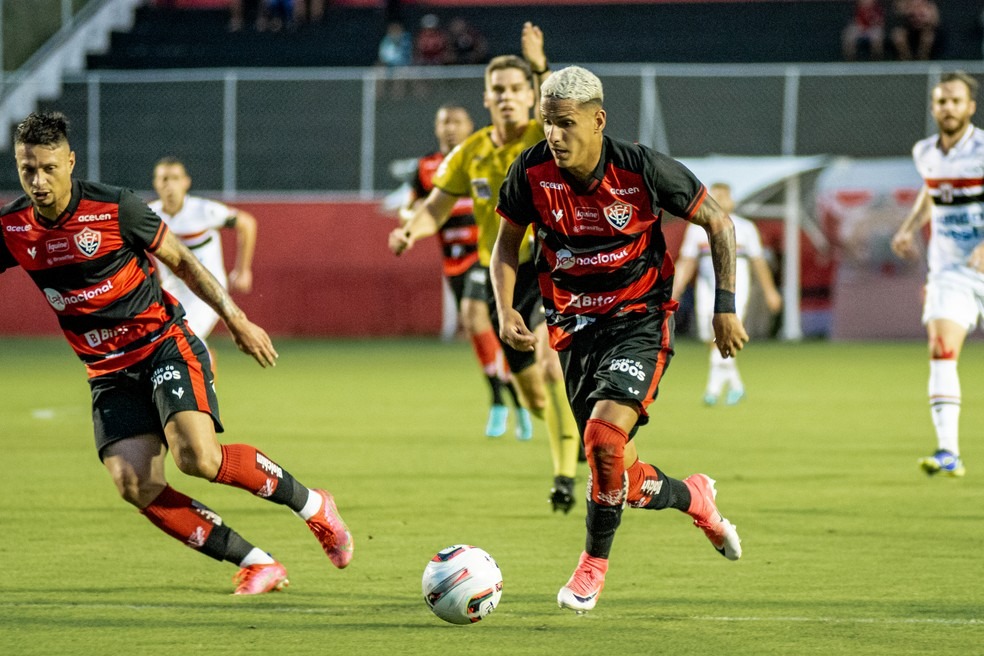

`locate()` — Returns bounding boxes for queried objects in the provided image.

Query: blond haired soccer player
[390,23,581,512]
[892,71,984,478]
[398,104,531,439]
[493,66,745,612]
[150,157,257,356]
[1,112,353,595]
[673,182,782,405]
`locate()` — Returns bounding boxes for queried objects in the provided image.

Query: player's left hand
[227,315,279,368]
[969,243,984,273]
[712,313,749,359]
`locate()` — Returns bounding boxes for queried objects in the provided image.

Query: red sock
[141,485,216,550]
[626,459,661,508]
[471,329,500,376]
[213,444,281,499]
[584,419,628,505]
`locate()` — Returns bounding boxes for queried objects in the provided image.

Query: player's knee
[171,442,221,480]
[110,470,164,509]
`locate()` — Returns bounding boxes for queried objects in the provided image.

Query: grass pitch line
[1,602,980,626]
[693,616,982,626]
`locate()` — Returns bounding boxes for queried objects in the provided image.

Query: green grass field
[1,336,982,655]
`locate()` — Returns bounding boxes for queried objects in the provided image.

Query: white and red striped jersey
[912,124,984,279]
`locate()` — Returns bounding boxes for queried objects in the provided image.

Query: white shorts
[695,279,750,343]
[922,270,984,331]
[157,238,227,340]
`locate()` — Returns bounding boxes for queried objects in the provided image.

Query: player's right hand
[227,314,279,368]
[499,308,536,352]
[388,227,413,255]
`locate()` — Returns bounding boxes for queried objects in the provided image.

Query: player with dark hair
[492,66,746,612]
[398,103,530,439]
[0,111,353,594]
[390,23,581,513]
[891,70,984,478]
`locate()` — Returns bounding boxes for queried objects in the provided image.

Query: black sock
[585,500,623,559]
[201,523,256,565]
[267,472,311,513]
[487,375,505,405]
[644,469,691,511]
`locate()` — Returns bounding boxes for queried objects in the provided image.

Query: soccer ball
[422,545,503,625]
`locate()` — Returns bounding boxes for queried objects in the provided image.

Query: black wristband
[531,65,550,75]
[714,289,736,314]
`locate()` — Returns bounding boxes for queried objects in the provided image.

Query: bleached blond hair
[541,66,604,106]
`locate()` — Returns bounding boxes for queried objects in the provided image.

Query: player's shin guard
[545,380,580,478]
[213,444,309,512]
[583,419,628,558]
[625,459,691,511]
[141,485,254,564]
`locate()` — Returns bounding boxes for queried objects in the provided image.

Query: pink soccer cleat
[684,473,742,561]
[232,562,289,595]
[557,551,608,613]
[306,489,354,569]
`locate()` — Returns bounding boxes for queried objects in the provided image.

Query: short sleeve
[645,151,707,220]
[119,189,168,252]
[496,153,535,227]
[202,199,234,231]
[0,235,17,272]
[678,222,704,258]
[410,161,426,200]
[432,141,472,197]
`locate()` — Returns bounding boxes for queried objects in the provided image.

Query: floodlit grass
[0,336,981,655]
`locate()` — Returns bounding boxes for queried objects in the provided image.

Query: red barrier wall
[0,201,445,337]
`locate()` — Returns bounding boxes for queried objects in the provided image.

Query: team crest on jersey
[74,227,101,258]
[603,200,633,230]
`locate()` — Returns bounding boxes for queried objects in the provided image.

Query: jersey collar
[936,123,976,155]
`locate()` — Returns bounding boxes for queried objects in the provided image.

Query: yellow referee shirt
[433,119,544,266]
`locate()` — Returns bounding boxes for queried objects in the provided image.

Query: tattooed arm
[686,194,749,358]
[153,230,278,367]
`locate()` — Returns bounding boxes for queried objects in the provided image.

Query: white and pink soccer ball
[422,545,503,625]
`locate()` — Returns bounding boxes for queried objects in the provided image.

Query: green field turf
[0,336,981,655]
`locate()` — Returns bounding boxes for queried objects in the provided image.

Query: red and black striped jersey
[413,151,479,277]
[497,136,706,350]
[0,179,186,378]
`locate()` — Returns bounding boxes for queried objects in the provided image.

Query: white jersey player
[892,72,984,478]
[150,157,257,345]
[673,183,782,405]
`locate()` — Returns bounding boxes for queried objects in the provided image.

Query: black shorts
[558,310,675,437]
[487,260,545,374]
[448,262,490,306]
[89,329,223,460]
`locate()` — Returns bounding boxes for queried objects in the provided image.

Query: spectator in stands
[414,14,451,65]
[377,21,413,99]
[378,21,412,68]
[256,0,294,32]
[293,0,325,26]
[889,0,940,60]
[448,17,489,65]
[842,0,885,61]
